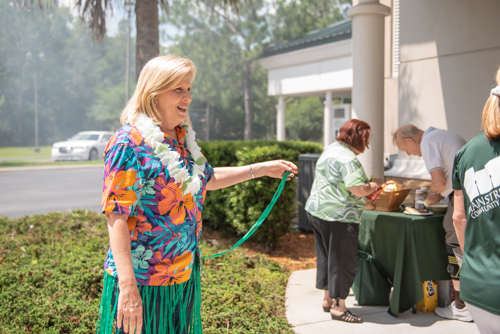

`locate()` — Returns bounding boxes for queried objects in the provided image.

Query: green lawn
[0,160,103,168]
[0,211,293,333]
[0,146,104,168]
[0,146,52,158]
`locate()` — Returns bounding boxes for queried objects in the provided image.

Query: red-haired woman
[305,119,383,323]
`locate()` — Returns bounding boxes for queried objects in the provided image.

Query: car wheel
[89,148,98,161]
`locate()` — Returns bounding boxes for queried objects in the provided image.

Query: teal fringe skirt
[96,259,202,334]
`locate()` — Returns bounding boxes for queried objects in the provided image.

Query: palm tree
[23,0,248,137]
[75,0,241,78]
[75,0,165,79]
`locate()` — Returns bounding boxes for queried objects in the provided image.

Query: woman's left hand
[260,160,298,180]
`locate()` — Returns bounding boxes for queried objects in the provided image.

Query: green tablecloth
[354,210,451,317]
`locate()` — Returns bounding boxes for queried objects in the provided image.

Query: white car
[51,131,114,161]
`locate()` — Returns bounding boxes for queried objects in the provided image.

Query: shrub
[199,140,322,248]
[0,212,294,333]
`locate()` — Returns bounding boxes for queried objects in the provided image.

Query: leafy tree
[0,3,87,146]
[87,20,137,131]
[75,0,242,78]
[166,0,350,142]
[1,0,352,146]
[167,2,239,140]
[208,0,274,140]
[267,0,352,142]
[167,0,276,140]
[74,0,163,79]
[284,97,324,142]
[269,0,351,44]
[0,3,135,146]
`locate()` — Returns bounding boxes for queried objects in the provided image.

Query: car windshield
[69,134,100,141]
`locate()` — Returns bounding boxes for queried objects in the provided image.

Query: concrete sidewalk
[285,269,479,334]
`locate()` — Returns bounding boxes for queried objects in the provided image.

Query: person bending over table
[97,55,298,334]
[452,66,500,334]
[305,119,384,324]
[392,123,470,322]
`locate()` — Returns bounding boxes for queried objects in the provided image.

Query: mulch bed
[201,229,317,271]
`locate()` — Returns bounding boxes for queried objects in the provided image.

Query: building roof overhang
[261,19,352,59]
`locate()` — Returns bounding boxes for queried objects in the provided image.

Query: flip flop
[331,309,363,323]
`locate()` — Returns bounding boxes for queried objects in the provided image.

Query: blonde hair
[482,66,500,141]
[392,124,423,144]
[120,55,197,127]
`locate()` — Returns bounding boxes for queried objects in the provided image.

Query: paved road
[0,167,104,218]
[0,157,52,161]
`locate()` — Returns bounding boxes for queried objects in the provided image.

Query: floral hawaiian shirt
[101,123,213,286]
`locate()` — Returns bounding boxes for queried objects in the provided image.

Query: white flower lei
[131,114,206,196]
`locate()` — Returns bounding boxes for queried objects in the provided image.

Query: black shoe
[331,310,363,323]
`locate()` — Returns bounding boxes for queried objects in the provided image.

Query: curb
[0,164,104,173]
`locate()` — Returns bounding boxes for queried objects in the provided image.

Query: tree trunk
[18,72,23,146]
[135,0,159,79]
[243,61,253,140]
[205,99,210,142]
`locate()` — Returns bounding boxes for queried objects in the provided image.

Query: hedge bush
[0,211,294,333]
[199,140,322,248]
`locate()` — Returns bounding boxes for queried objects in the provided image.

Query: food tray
[404,211,434,216]
[365,181,411,212]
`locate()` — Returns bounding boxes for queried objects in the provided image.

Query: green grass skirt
[96,259,202,334]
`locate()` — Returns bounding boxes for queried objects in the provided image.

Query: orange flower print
[195,211,202,238]
[129,127,144,146]
[104,134,118,153]
[157,176,166,187]
[127,215,152,241]
[102,170,137,213]
[158,184,194,224]
[149,251,193,286]
[126,216,138,232]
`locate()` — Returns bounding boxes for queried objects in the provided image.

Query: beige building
[260,0,500,180]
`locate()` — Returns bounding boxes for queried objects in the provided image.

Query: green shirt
[452,132,500,315]
[305,142,368,223]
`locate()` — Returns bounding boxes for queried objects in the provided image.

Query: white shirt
[420,127,466,197]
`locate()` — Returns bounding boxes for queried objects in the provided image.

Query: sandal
[322,300,334,312]
[331,309,363,323]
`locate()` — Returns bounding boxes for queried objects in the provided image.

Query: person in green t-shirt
[452,66,500,333]
[305,119,383,324]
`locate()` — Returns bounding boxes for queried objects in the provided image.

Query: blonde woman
[97,55,298,334]
[451,66,500,333]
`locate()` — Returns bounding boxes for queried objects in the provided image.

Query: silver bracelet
[249,165,255,179]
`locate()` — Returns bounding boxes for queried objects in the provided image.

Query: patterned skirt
[96,259,202,334]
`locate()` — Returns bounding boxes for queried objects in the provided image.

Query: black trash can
[298,153,321,231]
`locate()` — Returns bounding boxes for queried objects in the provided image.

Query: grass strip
[0,211,293,334]
[0,160,103,168]
[0,146,52,158]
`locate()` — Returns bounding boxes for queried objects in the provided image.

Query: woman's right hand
[116,284,143,334]
[106,212,143,334]
[372,178,384,189]
[348,177,384,198]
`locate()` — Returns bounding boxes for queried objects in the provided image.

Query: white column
[323,91,334,149]
[348,0,390,178]
[277,95,285,141]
